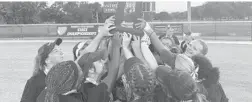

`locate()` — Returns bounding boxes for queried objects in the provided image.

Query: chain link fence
[0,21,252,41]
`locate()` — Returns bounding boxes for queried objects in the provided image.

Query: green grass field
[0,41,252,102]
[183,22,252,36]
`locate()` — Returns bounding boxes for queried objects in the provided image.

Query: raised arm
[122,33,134,59]
[80,16,115,55]
[131,35,149,66]
[135,19,176,68]
[101,33,122,93]
[140,33,158,71]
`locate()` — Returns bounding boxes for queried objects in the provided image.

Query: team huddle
[20,16,229,102]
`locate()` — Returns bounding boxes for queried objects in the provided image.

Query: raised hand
[122,32,132,48]
[112,32,122,48]
[141,32,151,46]
[99,23,116,37]
[105,15,115,24]
[134,18,146,30]
[99,16,116,37]
[134,18,154,36]
[131,35,141,50]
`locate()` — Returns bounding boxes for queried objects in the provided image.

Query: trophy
[104,2,145,37]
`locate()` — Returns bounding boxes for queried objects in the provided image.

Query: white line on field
[0,40,252,45]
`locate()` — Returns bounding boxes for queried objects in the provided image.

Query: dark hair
[32,55,45,76]
[197,40,208,55]
[180,40,188,53]
[149,44,156,53]
[172,35,180,45]
[73,40,91,61]
[192,54,220,88]
[73,42,81,61]
[202,67,220,88]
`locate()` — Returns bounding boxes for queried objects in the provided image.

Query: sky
[47,1,206,13]
[87,1,206,13]
[155,1,206,13]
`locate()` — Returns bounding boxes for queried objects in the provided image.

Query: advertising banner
[153,23,183,35]
[57,25,101,37]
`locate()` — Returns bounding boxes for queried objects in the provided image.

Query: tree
[154,11,172,21]
[191,7,201,20]
[0,2,47,24]
[88,2,103,23]
[39,2,65,23]
[78,2,93,23]
[39,1,93,23]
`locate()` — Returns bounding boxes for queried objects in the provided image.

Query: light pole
[187,1,191,32]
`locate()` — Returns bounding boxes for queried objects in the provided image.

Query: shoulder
[59,94,83,102]
[87,83,111,102]
[28,71,46,86]
[95,83,108,90]
[88,83,109,97]
[159,49,177,68]
[36,89,47,102]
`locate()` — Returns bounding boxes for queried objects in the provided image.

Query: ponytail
[32,55,44,76]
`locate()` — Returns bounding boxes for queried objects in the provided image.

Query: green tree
[0,2,47,24]
[154,11,172,21]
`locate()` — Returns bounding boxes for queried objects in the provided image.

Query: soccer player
[21,38,64,102]
[192,54,229,102]
[134,19,209,101]
[37,22,121,102]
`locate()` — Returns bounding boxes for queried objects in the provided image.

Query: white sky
[5,0,247,13]
[155,1,206,13]
[46,0,206,13]
[87,1,206,13]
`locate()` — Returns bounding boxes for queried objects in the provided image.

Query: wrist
[143,23,154,34]
[141,43,149,48]
[132,46,140,51]
[96,33,105,39]
[123,47,131,53]
[112,45,120,49]
[122,46,129,49]
[123,46,129,50]
[141,40,150,46]
[141,42,148,45]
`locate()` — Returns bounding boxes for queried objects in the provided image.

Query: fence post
[214,21,217,40]
[20,25,23,39]
[251,22,252,41]
[47,25,50,37]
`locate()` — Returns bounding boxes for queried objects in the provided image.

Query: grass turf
[0,41,251,102]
